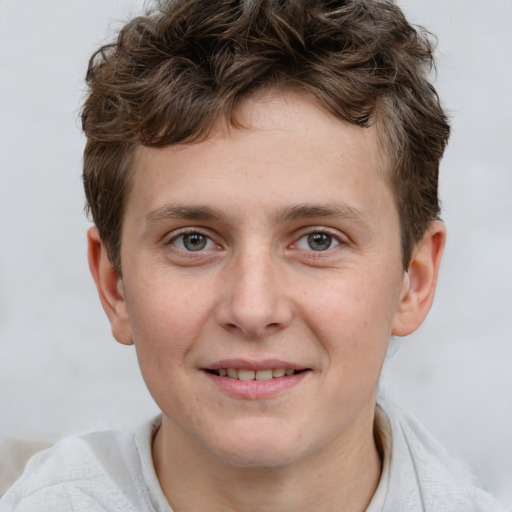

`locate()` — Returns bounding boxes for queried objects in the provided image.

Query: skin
[88,92,445,512]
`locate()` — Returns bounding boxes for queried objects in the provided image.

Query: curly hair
[82,0,450,273]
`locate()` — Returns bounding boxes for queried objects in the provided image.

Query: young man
[0,0,506,510]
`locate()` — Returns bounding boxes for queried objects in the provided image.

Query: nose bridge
[216,240,291,337]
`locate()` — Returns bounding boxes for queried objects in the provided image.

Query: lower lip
[202,371,310,400]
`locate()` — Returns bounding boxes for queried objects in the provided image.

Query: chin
[205,427,309,469]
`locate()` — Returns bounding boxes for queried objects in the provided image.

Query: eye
[295,231,341,251]
[172,232,215,252]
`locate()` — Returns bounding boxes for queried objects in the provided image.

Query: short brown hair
[82,0,450,273]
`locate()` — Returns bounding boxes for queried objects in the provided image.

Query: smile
[206,368,301,381]
[202,363,311,399]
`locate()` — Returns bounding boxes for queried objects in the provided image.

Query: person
[0,0,506,510]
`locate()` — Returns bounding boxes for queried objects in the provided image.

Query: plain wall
[0,0,511,504]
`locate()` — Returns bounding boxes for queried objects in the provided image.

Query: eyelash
[168,230,218,253]
[293,229,343,252]
[168,228,345,254]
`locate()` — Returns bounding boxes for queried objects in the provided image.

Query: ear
[87,226,134,345]
[392,220,446,337]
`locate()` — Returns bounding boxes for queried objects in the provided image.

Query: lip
[201,359,311,400]
[203,359,307,371]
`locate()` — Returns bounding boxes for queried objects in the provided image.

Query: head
[83,0,449,475]
[82,0,450,275]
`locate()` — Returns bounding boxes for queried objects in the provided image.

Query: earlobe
[392,220,446,337]
[87,227,134,345]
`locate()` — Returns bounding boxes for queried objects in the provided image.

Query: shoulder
[377,392,507,512]
[0,418,160,512]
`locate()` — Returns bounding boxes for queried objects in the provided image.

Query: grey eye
[306,232,333,251]
[180,233,209,251]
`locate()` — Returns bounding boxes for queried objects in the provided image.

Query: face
[112,93,411,468]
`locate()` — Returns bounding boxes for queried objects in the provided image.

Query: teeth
[238,369,255,381]
[216,368,297,380]
[255,370,273,381]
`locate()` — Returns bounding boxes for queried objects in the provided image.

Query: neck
[153,409,382,512]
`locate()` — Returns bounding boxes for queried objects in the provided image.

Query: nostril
[222,321,281,336]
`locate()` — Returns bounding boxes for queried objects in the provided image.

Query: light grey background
[0,0,511,505]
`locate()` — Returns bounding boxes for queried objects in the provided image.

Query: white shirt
[0,393,506,512]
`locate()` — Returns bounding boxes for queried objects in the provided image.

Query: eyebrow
[146,204,229,223]
[145,202,371,227]
[275,203,372,227]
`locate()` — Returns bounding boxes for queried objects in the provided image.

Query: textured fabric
[0,419,167,512]
[0,394,506,511]
[377,393,507,511]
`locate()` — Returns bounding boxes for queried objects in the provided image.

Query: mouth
[204,368,308,381]
[202,361,311,399]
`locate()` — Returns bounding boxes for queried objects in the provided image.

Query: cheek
[300,267,399,366]
[124,281,206,411]
[122,279,211,383]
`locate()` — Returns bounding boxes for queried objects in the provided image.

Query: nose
[214,248,293,339]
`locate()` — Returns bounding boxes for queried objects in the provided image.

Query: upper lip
[202,359,308,371]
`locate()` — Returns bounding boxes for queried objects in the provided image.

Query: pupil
[307,232,332,251]
[183,233,207,251]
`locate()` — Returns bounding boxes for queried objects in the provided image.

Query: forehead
[127,92,393,225]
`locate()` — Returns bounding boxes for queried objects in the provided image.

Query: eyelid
[166,227,220,251]
[294,226,346,242]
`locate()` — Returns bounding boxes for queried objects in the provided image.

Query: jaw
[153,391,382,512]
